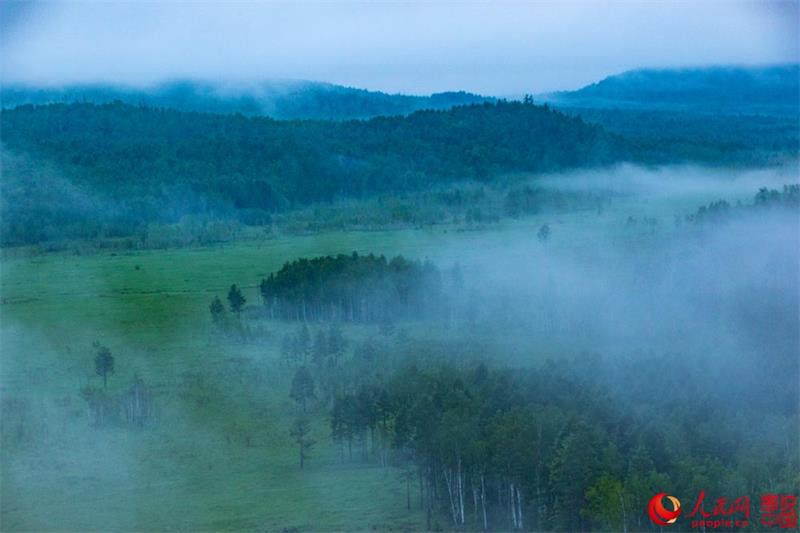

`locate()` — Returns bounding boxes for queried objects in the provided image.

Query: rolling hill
[0,80,493,120]
[540,64,799,112]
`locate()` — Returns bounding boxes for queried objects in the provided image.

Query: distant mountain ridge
[540,64,800,112]
[5,65,796,119]
[0,80,494,120]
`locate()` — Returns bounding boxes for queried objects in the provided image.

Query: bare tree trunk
[473,485,479,525]
[457,458,465,524]
[510,483,517,530]
[419,467,425,509]
[444,467,458,525]
[621,492,627,533]
[426,471,433,531]
[406,474,411,510]
[481,474,488,531]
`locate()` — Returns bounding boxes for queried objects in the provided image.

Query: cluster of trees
[274,183,608,236]
[142,218,242,248]
[281,323,348,369]
[80,375,154,428]
[754,184,800,207]
[260,253,444,322]
[1,100,625,245]
[319,338,798,531]
[504,186,609,218]
[207,285,275,341]
[686,184,799,224]
[283,323,352,470]
[330,383,392,464]
[80,344,154,428]
[209,285,246,322]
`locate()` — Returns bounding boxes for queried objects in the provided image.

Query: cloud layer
[2,1,798,95]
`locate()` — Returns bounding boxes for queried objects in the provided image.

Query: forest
[320,342,796,531]
[191,187,798,531]
[4,95,795,247]
[544,65,799,109]
[1,7,798,528]
[0,100,623,245]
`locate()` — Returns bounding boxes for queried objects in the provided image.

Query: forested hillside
[1,80,493,120]
[3,93,798,247]
[538,65,800,167]
[542,64,799,110]
[0,100,624,245]
[555,106,799,167]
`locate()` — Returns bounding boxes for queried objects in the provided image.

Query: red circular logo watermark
[649,492,682,526]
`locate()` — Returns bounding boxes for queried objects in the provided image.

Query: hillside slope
[541,64,799,112]
[0,100,624,245]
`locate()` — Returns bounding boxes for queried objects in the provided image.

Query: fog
[2,1,798,94]
[476,199,795,360]
[425,166,797,359]
[1,0,798,525]
[1,160,797,529]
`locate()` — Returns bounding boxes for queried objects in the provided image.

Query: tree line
[686,184,799,225]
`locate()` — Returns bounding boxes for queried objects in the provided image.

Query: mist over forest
[1,10,799,530]
[1,80,494,120]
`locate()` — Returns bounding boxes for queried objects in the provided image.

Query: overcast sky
[1,1,797,96]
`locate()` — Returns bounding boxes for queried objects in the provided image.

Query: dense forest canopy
[4,95,798,247]
[553,107,798,167]
[0,100,621,201]
[0,100,625,245]
[322,343,797,531]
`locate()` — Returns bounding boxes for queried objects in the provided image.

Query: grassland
[0,166,788,531]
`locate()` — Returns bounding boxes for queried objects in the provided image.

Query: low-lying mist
[1,163,797,531]
[446,167,797,358]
